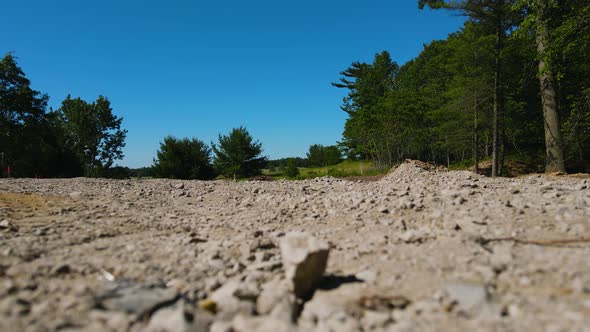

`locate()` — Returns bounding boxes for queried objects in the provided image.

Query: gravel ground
[1,160,589,332]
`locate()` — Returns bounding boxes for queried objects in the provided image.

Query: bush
[153,136,216,180]
[285,158,300,178]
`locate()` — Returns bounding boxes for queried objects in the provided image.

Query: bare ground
[1,160,589,331]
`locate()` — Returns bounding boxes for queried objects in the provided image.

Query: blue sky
[2,0,465,168]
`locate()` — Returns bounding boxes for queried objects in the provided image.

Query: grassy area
[263,160,388,180]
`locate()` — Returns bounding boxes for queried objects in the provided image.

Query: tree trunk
[485,133,489,157]
[536,1,566,173]
[492,24,503,177]
[473,91,479,174]
[499,130,505,176]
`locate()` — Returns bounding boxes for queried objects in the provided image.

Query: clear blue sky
[2,0,465,168]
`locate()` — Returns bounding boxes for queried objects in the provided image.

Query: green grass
[263,160,388,180]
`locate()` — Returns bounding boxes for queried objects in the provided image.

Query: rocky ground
[1,160,589,332]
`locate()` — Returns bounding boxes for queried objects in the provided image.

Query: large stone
[280,232,330,298]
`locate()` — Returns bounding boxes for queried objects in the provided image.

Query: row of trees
[153,127,267,180]
[262,144,344,179]
[0,52,342,181]
[306,144,342,167]
[152,131,348,180]
[334,0,589,174]
[0,53,127,177]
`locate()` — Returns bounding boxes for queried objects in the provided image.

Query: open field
[264,160,386,180]
[1,161,590,331]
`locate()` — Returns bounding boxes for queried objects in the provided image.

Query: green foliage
[306,144,325,166]
[128,166,155,178]
[306,144,342,167]
[57,95,127,177]
[266,157,309,170]
[212,127,267,178]
[333,51,400,167]
[0,53,82,177]
[153,136,215,180]
[333,1,590,173]
[0,53,127,178]
[99,166,131,179]
[285,158,300,178]
[297,160,385,179]
[324,146,342,166]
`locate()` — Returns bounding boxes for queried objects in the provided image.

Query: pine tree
[212,127,267,179]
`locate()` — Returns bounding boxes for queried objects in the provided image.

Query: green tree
[153,136,215,179]
[212,127,267,179]
[419,0,517,176]
[285,158,300,178]
[57,95,127,177]
[0,53,80,177]
[333,51,399,167]
[324,146,342,165]
[306,144,326,167]
[514,0,590,172]
[557,2,590,166]
[513,0,566,172]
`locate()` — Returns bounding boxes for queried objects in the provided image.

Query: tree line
[153,137,345,180]
[0,53,342,180]
[1,53,126,178]
[334,0,589,175]
[7,0,587,179]
[153,127,267,180]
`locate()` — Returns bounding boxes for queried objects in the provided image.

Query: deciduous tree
[57,95,127,177]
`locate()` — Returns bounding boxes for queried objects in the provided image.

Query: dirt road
[1,161,589,331]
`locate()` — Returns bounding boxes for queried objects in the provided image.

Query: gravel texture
[1,160,589,331]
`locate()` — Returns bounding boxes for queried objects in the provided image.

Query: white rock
[280,232,330,298]
[443,281,489,312]
[490,244,513,272]
[210,321,232,332]
[362,310,391,329]
[355,270,377,284]
[210,280,255,321]
[145,301,192,332]
[0,219,12,229]
[256,279,292,317]
[231,314,296,332]
[399,230,425,243]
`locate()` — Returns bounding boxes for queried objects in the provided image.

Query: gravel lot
[1,161,589,331]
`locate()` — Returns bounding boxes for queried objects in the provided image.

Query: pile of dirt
[383,159,446,181]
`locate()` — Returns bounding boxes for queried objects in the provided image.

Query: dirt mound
[383,159,446,181]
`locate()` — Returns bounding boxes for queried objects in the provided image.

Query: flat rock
[94,282,179,318]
